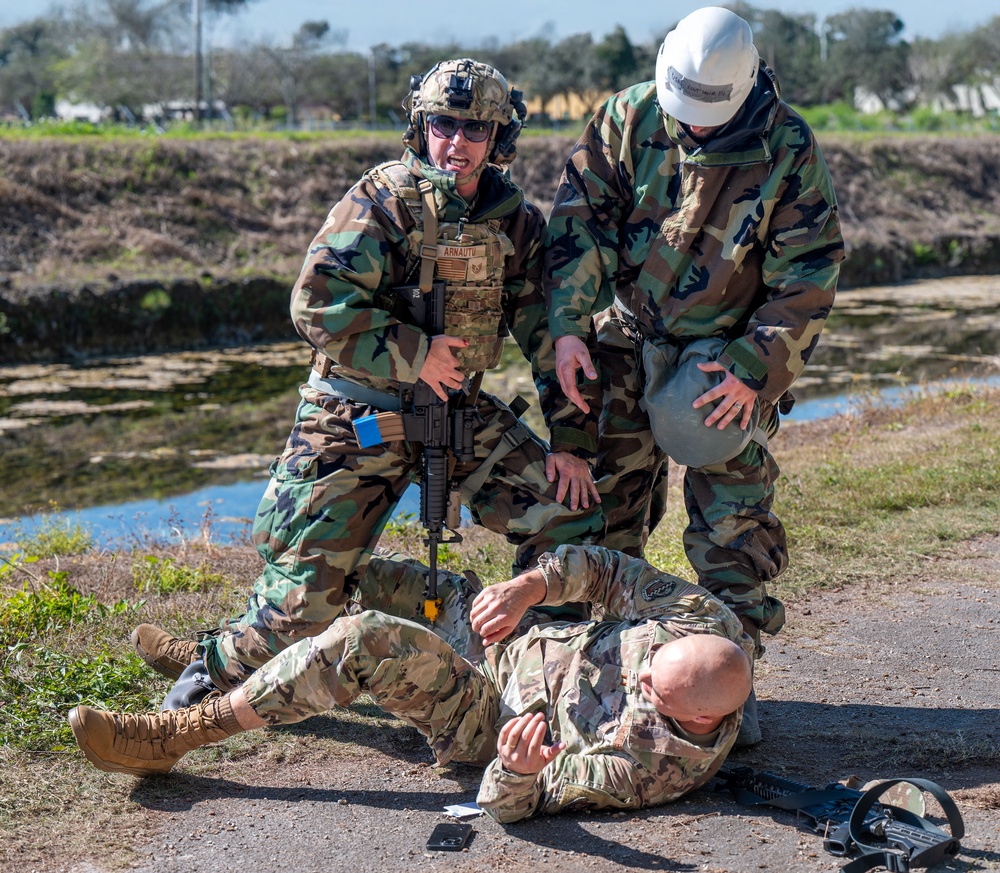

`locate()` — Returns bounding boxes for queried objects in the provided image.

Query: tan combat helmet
[402,58,527,166]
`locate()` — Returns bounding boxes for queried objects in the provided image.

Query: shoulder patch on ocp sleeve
[641,578,678,602]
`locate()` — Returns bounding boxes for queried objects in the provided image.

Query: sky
[1,0,996,51]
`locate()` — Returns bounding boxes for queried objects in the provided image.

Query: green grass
[131,555,229,595]
[4,106,999,143]
[7,505,95,558]
[0,569,149,750]
[794,101,1000,135]
[0,571,128,640]
[1,643,151,750]
[0,119,406,141]
[769,387,1000,597]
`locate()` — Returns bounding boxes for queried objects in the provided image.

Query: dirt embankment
[2,133,1000,363]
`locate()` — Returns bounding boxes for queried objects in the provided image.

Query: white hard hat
[655,6,759,127]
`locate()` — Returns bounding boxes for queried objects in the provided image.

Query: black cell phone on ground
[426,822,473,851]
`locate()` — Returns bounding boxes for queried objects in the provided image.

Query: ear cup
[491,90,526,163]
[493,119,522,160]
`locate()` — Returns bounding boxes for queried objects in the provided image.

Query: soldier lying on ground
[131,57,603,709]
[70,545,753,823]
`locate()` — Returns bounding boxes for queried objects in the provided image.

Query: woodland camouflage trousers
[592,310,786,636]
[200,384,603,689]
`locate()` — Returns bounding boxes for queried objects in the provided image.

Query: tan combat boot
[68,694,243,775]
[131,624,200,679]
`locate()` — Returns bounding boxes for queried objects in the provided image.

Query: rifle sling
[722,769,964,873]
[460,412,532,502]
[847,778,965,872]
[417,179,438,294]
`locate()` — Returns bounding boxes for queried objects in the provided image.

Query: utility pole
[193,0,203,124]
[368,49,377,129]
[205,38,213,123]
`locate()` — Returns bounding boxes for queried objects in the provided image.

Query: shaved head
[640,635,752,730]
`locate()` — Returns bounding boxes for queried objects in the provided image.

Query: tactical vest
[367,161,510,375]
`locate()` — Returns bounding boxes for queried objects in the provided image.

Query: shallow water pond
[2,276,998,546]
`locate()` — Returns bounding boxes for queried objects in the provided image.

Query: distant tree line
[1,0,999,126]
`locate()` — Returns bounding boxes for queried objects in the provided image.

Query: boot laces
[111,694,225,756]
[162,636,198,663]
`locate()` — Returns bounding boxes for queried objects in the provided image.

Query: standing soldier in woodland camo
[130,58,603,707]
[543,8,845,746]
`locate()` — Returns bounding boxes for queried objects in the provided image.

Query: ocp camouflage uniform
[242,544,751,823]
[200,149,603,691]
[543,65,844,634]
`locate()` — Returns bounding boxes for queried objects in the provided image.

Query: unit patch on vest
[641,578,678,602]
[436,243,488,282]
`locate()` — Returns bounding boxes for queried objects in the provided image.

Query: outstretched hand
[496,711,564,775]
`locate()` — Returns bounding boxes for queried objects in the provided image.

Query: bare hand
[496,711,564,775]
[470,568,546,645]
[691,362,756,430]
[418,335,469,401]
[545,452,600,511]
[554,336,597,414]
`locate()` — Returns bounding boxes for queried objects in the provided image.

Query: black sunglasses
[427,115,492,143]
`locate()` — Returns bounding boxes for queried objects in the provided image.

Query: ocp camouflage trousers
[201,384,603,689]
[240,551,500,767]
[592,311,786,634]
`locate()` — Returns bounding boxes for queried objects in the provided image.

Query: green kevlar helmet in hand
[641,336,765,468]
[402,58,526,166]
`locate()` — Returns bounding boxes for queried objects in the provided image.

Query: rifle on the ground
[354,280,477,622]
[716,765,965,873]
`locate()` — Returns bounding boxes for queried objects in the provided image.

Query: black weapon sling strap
[727,774,964,873]
[842,778,965,873]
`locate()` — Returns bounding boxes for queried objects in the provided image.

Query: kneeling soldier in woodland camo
[130,58,604,707]
[70,545,753,823]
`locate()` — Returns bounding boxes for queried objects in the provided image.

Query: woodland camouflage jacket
[290,149,552,397]
[477,544,751,822]
[543,69,844,449]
